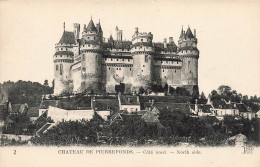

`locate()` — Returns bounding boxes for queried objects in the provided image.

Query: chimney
[163,38,167,48]
[169,37,173,43]
[195,99,198,113]
[194,29,196,38]
[135,27,139,34]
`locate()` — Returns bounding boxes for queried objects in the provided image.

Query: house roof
[110,110,126,121]
[232,103,248,113]
[27,107,39,117]
[154,102,190,114]
[113,41,132,49]
[93,99,119,112]
[202,104,213,113]
[120,113,143,121]
[39,100,60,109]
[142,110,159,123]
[120,95,140,105]
[58,31,75,44]
[153,42,177,53]
[223,103,237,109]
[96,23,103,32]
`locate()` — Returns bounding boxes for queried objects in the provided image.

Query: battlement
[132,32,153,41]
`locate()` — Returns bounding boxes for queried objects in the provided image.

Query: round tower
[79,18,103,93]
[131,28,154,92]
[53,23,75,95]
[178,26,199,93]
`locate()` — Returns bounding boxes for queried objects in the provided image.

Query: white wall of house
[120,105,140,112]
[47,106,94,122]
[212,109,239,116]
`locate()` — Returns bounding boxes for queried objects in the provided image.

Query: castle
[53,18,199,95]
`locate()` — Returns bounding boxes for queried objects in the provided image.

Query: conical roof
[58,31,75,44]
[86,19,97,32]
[179,26,184,38]
[185,27,194,38]
[96,23,103,32]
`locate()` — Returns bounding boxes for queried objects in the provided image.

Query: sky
[0,0,259,96]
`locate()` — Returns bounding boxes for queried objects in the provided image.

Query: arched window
[60,64,63,75]
[56,65,59,71]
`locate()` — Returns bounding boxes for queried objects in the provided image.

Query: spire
[185,26,194,38]
[179,25,184,38]
[63,22,65,32]
[85,18,97,32]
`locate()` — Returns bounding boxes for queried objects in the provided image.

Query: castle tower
[79,18,103,93]
[131,27,154,91]
[53,23,75,95]
[178,26,199,93]
[115,26,122,41]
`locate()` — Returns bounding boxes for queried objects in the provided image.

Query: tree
[169,86,175,95]
[201,92,206,99]
[138,87,145,94]
[163,83,168,93]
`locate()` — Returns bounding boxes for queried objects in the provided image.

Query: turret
[131,28,154,91]
[75,18,103,93]
[115,26,123,41]
[53,22,75,95]
[178,26,199,93]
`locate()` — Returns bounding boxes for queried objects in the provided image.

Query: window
[128,59,130,62]
[109,67,110,70]
[143,65,145,67]
[175,70,176,73]
[60,64,63,75]
[163,70,164,72]
[88,37,90,39]
[111,59,113,61]
[94,37,96,39]
[117,68,118,70]
[164,76,166,78]
[142,70,143,72]
[177,62,178,64]
[130,68,131,71]
[61,48,63,50]
[190,70,191,73]
[117,59,118,61]
[141,39,143,42]
[88,45,90,47]
[56,65,58,71]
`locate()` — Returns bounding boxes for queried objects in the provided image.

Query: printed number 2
[14,150,16,155]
